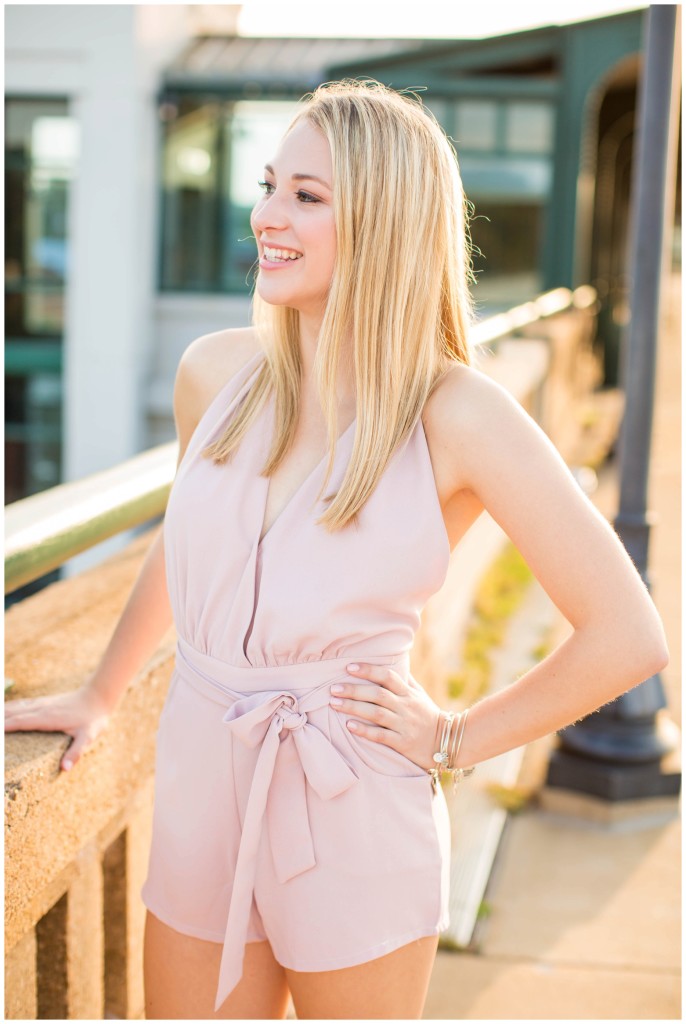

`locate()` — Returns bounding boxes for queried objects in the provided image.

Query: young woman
[5,80,668,1020]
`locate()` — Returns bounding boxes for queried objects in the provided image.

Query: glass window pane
[505,102,554,154]
[5,372,62,502]
[5,100,77,336]
[468,201,545,310]
[460,154,552,201]
[159,97,221,290]
[454,100,498,151]
[5,98,72,506]
[222,100,299,293]
[421,97,449,130]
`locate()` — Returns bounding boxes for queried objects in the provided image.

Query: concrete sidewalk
[424,274,682,1021]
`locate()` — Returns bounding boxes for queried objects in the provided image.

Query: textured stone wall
[5,530,170,1020]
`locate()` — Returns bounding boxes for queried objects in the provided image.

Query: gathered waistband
[175,636,411,702]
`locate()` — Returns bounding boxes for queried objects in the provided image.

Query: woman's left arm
[330,366,669,771]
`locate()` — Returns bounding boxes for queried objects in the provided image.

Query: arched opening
[587,55,640,386]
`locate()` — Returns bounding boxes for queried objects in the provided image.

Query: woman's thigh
[284,934,439,1020]
[143,910,290,1020]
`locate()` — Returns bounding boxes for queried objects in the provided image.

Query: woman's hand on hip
[4,686,113,772]
[329,663,441,772]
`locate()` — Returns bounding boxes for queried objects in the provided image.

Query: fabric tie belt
[173,637,411,1012]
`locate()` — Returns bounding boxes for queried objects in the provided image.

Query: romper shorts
[140,638,451,1012]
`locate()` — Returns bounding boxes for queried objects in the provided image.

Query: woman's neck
[297,310,356,407]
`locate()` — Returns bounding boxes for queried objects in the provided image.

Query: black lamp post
[545,4,681,802]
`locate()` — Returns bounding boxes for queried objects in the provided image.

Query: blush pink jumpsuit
[140,350,453,1012]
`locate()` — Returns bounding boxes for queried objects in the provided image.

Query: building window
[505,101,554,154]
[446,98,554,309]
[159,96,298,294]
[469,201,546,310]
[5,98,77,504]
[454,100,499,151]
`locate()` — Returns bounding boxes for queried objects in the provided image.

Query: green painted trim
[5,280,64,294]
[159,79,313,98]
[160,75,558,102]
[4,425,62,444]
[5,341,62,375]
[329,29,561,77]
[350,77,560,99]
[543,10,645,288]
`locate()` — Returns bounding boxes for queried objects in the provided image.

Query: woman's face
[250,118,336,318]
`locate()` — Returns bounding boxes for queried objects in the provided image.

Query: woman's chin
[255,280,294,307]
[255,283,309,313]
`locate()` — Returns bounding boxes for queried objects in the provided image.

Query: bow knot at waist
[278,703,307,732]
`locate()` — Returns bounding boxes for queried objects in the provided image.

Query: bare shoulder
[173,326,264,463]
[424,360,535,496]
[427,359,524,428]
[178,325,263,403]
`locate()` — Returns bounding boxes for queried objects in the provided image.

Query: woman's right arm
[4,329,258,771]
[76,338,210,719]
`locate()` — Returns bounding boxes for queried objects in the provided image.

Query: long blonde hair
[203,78,474,532]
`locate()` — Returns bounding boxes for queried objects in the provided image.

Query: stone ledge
[4,527,174,952]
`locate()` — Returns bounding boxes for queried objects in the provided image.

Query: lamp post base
[545,746,681,801]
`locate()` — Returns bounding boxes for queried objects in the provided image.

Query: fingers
[345,721,397,746]
[60,731,91,772]
[345,662,407,694]
[5,701,59,732]
[330,695,397,729]
[330,679,394,706]
[330,664,407,733]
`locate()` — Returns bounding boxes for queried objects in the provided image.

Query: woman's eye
[257,181,319,203]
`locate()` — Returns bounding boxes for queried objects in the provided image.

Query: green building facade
[158,8,678,383]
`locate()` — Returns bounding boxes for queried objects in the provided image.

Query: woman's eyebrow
[264,164,332,190]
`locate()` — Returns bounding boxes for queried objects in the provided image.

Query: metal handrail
[4,286,595,594]
[469,285,596,347]
[5,444,177,594]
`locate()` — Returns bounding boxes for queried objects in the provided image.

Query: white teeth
[263,246,303,261]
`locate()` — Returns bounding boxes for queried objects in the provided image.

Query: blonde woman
[5,80,668,1020]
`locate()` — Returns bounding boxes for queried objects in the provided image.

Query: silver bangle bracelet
[429,710,454,788]
[428,707,476,793]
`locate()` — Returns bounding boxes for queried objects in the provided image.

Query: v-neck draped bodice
[163,349,451,669]
[257,412,357,546]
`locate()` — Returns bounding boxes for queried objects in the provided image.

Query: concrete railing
[4,288,601,1019]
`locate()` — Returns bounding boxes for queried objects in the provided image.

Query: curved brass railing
[5,445,177,594]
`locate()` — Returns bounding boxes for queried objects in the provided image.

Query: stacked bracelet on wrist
[428,707,476,793]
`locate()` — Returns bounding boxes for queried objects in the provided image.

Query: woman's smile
[259,244,304,269]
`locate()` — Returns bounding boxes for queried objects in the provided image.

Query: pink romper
[140,350,453,1012]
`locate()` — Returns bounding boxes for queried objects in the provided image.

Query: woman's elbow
[645,629,670,676]
[628,608,669,679]
[590,595,670,684]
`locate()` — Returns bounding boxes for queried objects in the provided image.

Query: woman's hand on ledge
[329,663,443,772]
[4,686,113,773]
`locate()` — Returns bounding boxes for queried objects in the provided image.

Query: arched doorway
[587,55,640,386]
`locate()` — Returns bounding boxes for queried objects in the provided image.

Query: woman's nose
[251,193,289,234]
